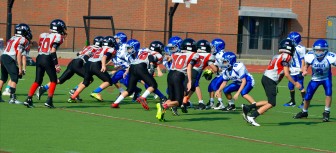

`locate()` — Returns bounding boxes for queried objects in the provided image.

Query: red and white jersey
[132,48,163,67]
[3,35,29,60]
[193,52,215,72]
[89,46,116,62]
[170,51,200,75]
[264,53,292,83]
[22,42,31,56]
[77,45,100,61]
[38,33,64,55]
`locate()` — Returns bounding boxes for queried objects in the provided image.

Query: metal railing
[1,23,334,59]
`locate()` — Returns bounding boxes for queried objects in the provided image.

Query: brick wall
[0,0,335,51]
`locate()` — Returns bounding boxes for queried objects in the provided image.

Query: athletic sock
[44,84,49,90]
[28,82,39,97]
[114,95,125,104]
[93,87,103,93]
[290,90,295,102]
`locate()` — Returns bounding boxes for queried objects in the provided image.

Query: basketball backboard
[172,0,197,8]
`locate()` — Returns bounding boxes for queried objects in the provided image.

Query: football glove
[55,65,61,73]
[203,69,213,80]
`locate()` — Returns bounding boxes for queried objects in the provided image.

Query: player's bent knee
[268,101,276,107]
[83,81,91,87]
[10,75,18,83]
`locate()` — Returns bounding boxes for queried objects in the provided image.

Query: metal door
[327,16,336,52]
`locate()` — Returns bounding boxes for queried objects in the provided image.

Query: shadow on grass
[276,119,333,126]
[189,110,241,115]
[166,117,230,122]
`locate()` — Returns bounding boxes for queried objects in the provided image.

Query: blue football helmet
[93,36,104,47]
[103,36,119,50]
[126,39,140,55]
[312,39,328,58]
[15,23,31,39]
[222,51,236,69]
[166,36,183,53]
[164,46,171,56]
[114,32,127,46]
[211,38,225,54]
[50,19,67,35]
[287,32,301,46]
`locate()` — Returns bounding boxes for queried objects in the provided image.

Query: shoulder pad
[304,53,315,64]
[326,52,336,63]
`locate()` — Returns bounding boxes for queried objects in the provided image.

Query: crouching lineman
[214,51,256,111]
[156,38,199,121]
[68,36,117,102]
[111,40,163,110]
[36,36,103,101]
[294,39,336,122]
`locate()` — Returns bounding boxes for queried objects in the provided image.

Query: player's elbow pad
[50,52,58,65]
[105,52,112,59]
[189,59,197,66]
[148,55,157,63]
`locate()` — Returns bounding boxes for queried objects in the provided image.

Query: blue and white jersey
[163,56,172,71]
[214,50,226,76]
[112,43,129,69]
[305,51,336,81]
[221,62,254,86]
[290,44,306,75]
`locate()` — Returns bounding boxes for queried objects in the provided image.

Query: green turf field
[1,66,335,153]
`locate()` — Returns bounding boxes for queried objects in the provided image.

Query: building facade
[0,0,335,57]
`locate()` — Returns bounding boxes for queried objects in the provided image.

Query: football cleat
[242,104,250,121]
[36,86,47,100]
[205,100,214,109]
[283,101,296,107]
[322,111,330,122]
[293,111,308,119]
[136,97,149,110]
[75,96,83,102]
[171,106,179,116]
[90,93,103,101]
[23,98,34,108]
[69,89,75,95]
[181,104,188,113]
[197,103,206,110]
[111,103,120,108]
[156,103,165,121]
[246,116,260,126]
[0,96,4,102]
[44,102,55,108]
[9,98,23,104]
[223,104,236,111]
[67,98,77,103]
[214,103,225,110]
